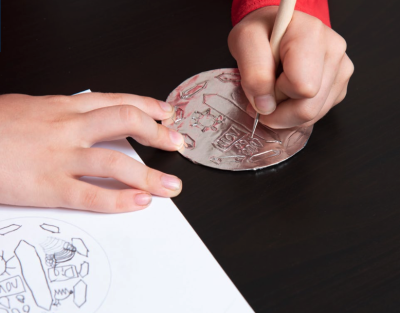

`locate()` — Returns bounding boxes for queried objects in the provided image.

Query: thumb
[228,23,277,115]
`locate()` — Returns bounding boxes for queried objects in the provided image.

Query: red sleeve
[232,0,331,28]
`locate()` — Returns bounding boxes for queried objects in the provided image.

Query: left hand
[228,6,354,129]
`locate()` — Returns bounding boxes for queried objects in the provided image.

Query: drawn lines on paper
[16,295,25,303]
[40,224,60,234]
[79,262,89,278]
[0,251,16,276]
[15,241,53,311]
[73,280,87,308]
[0,219,98,312]
[0,225,22,236]
[0,297,10,309]
[48,265,78,282]
[71,239,89,258]
[53,288,73,306]
[41,238,77,267]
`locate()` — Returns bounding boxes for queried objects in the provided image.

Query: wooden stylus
[250,0,297,138]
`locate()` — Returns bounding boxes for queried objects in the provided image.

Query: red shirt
[231,0,331,28]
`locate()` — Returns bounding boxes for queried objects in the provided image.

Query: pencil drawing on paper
[0,224,22,236]
[0,218,110,313]
[40,224,60,234]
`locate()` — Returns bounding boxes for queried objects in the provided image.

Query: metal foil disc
[162,68,313,171]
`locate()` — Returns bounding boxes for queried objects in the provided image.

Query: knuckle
[241,69,274,94]
[338,37,348,53]
[310,18,325,38]
[144,166,153,188]
[331,35,347,56]
[47,95,71,106]
[114,191,129,213]
[154,124,164,144]
[228,23,258,55]
[292,80,320,99]
[345,56,355,78]
[138,125,159,147]
[103,92,124,105]
[228,23,247,46]
[141,96,155,110]
[338,55,354,85]
[296,103,320,123]
[335,88,348,105]
[60,185,75,208]
[80,188,100,210]
[119,105,139,126]
[104,151,124,172]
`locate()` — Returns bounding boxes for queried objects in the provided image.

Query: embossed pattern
[163,68,313,171]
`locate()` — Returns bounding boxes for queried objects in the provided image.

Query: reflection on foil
[210,155,246,165]
[215,72,241,83]
[174,108,184,124]
[181,81,208,99]
[163,68,313,171]
[203,94,280,143]
[182,134,195,150]
[249,150,281,163]
[190,108,225,132]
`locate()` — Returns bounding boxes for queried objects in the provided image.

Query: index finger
[276,14,326,99]
[70,92,175,121]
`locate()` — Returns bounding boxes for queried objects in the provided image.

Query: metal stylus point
[250,113,259,139]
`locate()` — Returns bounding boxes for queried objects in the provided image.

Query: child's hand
[228,6,354,129]
[0,93,183,212]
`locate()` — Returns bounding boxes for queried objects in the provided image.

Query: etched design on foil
[174,108,184,124]
[203,94,281,143]
[163,68,313,171]
[190,108,224,132]
[215,73,241,83]
[210,155,246,165]
[286,128,305,148]
[182,134,195,149]
[249,150,281,162]
[181,81,207,99]
[213,125,247,152]
[234,137,264,156]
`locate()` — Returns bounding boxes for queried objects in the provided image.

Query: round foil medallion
[163,68,313,171]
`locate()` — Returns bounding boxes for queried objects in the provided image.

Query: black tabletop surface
[1,0,400,312]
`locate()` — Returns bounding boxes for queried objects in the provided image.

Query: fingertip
[161,174,182,196]
[157,101,176,121]
[158,101,174,113]
[254,95,276,115]
[114,191,153,213]
[168,130,184,149]
[134,192,152,208]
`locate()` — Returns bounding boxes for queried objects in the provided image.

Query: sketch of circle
[162,68,313,171]
[0,217,111,313]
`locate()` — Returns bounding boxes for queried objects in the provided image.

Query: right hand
[228,6,354,129]
[0,92,183,213]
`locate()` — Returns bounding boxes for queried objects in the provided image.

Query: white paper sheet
[0,90,253,313]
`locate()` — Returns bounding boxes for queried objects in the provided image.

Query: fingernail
[169,130,184,147]
[161,174,182,191]
[134,193,152,206]
[159,101,173,112]
[254,95,276,114]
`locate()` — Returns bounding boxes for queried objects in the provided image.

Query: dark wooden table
[1,1,400,312]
